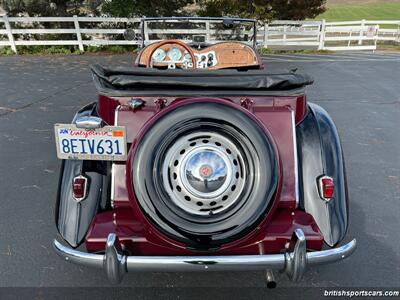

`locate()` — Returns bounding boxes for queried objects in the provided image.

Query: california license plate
[54,124,127,161]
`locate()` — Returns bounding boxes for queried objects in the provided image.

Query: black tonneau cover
[91,64,313,97]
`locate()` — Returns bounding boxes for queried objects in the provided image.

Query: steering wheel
[146,40,197,69]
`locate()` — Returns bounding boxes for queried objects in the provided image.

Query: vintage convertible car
[53,17,356,287]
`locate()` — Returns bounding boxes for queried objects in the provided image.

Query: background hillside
[317,0,400,21]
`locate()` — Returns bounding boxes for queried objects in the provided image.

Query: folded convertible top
[91,64,314,97]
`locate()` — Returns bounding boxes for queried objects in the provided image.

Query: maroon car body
[86,95,324,253]
[53,17,356,286]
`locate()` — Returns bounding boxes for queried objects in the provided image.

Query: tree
[1,0,326,20]
[101,0,195,18]
[0,0,85,16]
[197,0,326,21]
[271,0,326,20]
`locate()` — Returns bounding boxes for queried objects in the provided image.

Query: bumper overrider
[53,229,356,284]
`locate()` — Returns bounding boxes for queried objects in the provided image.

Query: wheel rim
[162,131,246,216]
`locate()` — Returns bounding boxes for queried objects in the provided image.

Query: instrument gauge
[167,47,182,61]
[152,49,166,62]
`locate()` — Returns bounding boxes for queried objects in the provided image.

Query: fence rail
[0,15,142,52]
[0,15,399,53]
[261,19,399,51]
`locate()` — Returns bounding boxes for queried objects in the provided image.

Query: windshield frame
[140,17,258,49]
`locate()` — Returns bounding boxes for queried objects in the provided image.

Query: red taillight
[319,176,334,201]
[72,175,87,201]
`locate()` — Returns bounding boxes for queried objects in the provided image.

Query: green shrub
[0,45,139,56]
[0,47,15,56]
[259,48,333,55]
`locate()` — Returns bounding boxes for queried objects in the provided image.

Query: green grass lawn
[315,2,400,21]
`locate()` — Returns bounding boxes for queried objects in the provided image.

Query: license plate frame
[54,124,127,161]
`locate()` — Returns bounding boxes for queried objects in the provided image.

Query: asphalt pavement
[0,52,399,299]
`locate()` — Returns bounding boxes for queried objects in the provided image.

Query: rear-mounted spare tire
[132,101,278,248]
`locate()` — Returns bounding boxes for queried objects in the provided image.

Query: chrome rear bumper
[53,229,356,284]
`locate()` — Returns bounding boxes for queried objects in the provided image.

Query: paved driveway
[0,52,399,298]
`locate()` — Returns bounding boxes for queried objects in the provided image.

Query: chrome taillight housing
[318,176,334,201]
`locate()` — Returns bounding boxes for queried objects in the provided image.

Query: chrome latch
[75,116,103,129]
[127,98,145,110]
[240,97,253,110]
[155,98,168,111]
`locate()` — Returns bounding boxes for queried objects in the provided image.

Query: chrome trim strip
[114,106,120,126]
[53,230,356,282]
[110,163,115,208]
[142,17,257,23]
[110,106,121,208]
[291,110,299,208]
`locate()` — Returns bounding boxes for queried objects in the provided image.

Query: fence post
[348,30,353,47]
[143,21,149,45]
[73,15,84,52]
[205,20,211,43]
[318,19,326,50]
[373,25,379,53]
[264,22,269,48]
[283,25,287,42]
[3,15,17,54]
[358,19,365,45]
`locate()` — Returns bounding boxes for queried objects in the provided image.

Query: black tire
[132,102,278,248]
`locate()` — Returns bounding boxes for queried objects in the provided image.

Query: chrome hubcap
[181,148,232,198]
[162,132,246,215]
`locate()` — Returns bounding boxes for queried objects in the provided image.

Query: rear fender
[296,103,349,246]
[55,103,107,248]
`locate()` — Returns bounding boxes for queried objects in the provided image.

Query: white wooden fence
[0,15,399,53]
[261,19,399,51]
[0,15,142,53]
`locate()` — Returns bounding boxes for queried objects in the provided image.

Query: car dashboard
[136,41,262,70]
